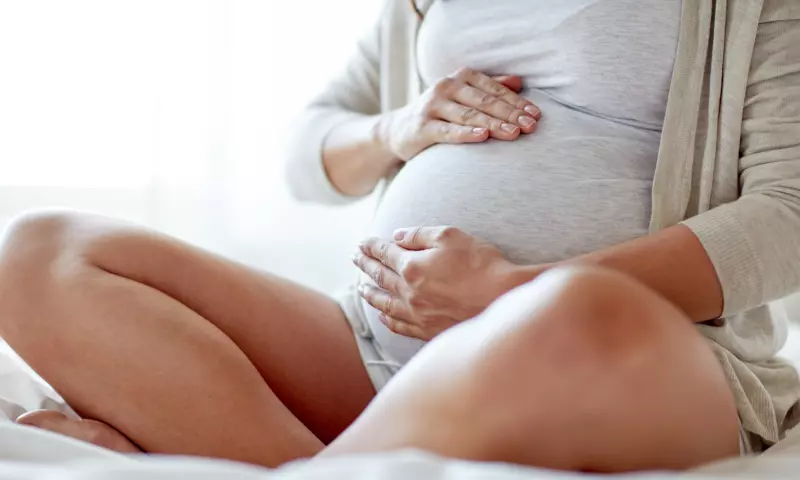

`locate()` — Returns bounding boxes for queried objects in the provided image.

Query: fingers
[421,120,491,146]
[352,251,402,293]
[359,237,409,272]
[359,284,412,321]
[378,313,426,340]
[461,69,541,119]
[430,69,540,138]
[451,85,537,135]
[393,226,462,250]
[435,100,522,140]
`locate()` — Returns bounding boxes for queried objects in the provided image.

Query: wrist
[371,112,402,171]
[496,261,553,293]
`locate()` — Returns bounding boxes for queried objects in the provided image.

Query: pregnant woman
[1,0,799,473]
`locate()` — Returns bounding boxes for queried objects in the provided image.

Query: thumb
[393,226,458,251]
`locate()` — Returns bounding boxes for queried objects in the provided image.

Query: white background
[0,0,381,294]
[0,0,798,310]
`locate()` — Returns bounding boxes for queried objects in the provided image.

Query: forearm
[506,225,723,322]
[322,114,399,197]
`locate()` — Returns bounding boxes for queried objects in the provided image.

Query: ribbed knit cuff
[285,109,367,205]
[681,204,765,317]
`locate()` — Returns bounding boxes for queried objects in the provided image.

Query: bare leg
[325,266,740,472]
[0,210,375,466]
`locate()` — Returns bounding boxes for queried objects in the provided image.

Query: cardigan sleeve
[682,12,800,316]
[284,3,385,205]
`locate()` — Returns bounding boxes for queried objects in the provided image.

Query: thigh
[327,267,740,471]
[1,212,375,443]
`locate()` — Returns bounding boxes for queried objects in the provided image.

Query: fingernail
[524,105,541,118]
[518,115,535,127]
[472,127,487,135]
[394,229,408,241]
[501,123,518,134]
[378,313,389,325]
[351,253,359,264]
[358,242,368,254]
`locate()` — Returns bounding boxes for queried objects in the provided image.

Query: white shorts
[338,286,397,391]
[337,287,758,456]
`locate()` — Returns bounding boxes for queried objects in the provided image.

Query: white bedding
[0,425,799,480]
[2,326,800,480]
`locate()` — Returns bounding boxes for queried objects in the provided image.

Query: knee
[486,266,697,369]
[1,209,79,259]
[531,265,670,323]
[0,209,92,283]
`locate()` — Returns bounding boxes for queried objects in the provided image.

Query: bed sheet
[2,326,800,479]
[0,425,799,480]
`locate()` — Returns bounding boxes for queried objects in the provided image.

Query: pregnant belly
[362,104,660,365]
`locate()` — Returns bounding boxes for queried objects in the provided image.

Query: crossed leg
[0,211,740,471]
[0,211,376,466]
[326,266,740,472]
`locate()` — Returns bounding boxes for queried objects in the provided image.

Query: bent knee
[533,266,677,321]
[1,209,83,259]
[482,266,702,370]
[0,210,98,300]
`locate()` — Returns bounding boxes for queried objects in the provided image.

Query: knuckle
[385,297,396,316]
[489,119,504,131]
[435,226,459,242]
[459,107,479,123]
[378,242,389,262]
[406,227,422,246]
[488,83,507,96]
[431,122,451,142]
[399,261,421,282]
[507,97,525,110]
[443,129,461,144]
[476,93,495,108]
[372,267,384,288]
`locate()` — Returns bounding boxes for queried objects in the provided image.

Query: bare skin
[324,267,739,472]
[0,211,375,465]
[0,215,738,470]
[0,67,739,470]
[320,68,540,197]
[2,68,546,465]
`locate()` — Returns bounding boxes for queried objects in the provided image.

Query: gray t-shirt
[363,0,682,364]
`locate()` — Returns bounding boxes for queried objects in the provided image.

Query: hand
[377,68,542,162]
[352,226,518,341]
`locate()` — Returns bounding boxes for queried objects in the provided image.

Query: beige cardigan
[287,0,800,445]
